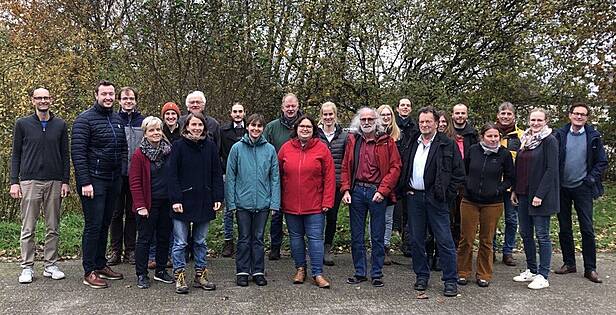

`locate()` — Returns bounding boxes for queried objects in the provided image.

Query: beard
[360,124,375,134]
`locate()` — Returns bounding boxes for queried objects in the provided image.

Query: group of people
[10,81,608,297]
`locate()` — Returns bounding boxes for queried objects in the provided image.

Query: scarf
[520,126,552,151]
[495,121,515,135]
[182,132,206,142]
[280,109,304,129]
[480,141,499,154]
[140,137,171,167]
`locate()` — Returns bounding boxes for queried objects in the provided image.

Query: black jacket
[463,144,514,204]
[317,125,348,185]
[220,121,246,171]
[395,114,418,158]
[555,123,608,199]
[454,123,479,164]
[71,102,127,187]
[397,132,465,207]
[514,135,560,216]
[10,113,70,184]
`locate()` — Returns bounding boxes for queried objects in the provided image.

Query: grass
[1,182,615,259]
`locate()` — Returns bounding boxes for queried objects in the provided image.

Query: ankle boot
[293,267,306,284]
[323,244,334,266]
[222,239,234,257]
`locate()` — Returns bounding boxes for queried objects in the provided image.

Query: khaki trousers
[19,180,62,268]
[457,198,503,281]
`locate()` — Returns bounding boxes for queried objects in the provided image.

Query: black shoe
[268,246,281,261]
[414,278,428,291]
[154,270,175,284]
[346,276,368,284]
[236,275,249,287]
[371,278,384,287]
[137,275,150,289]
[107,251,121,266]
[443,282,458,297]
[476,279,489,287]
[253,275,268,286]
[457,277,468,285]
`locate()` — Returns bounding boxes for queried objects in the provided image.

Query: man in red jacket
[341,107,401,287]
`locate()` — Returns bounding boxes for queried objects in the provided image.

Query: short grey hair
[349,107,385,134]
[185,91,207,108]
[498,101,516,113]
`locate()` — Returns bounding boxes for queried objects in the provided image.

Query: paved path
[1,253,614,314]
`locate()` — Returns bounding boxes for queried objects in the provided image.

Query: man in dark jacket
[451,103,478,248]
[219,102,247,257]
[178,90,221,148]
[263,93,303,260]
[10,87,70,284]
[554,103,608,284]
[109,87,144,266]
[72,80,127,289]
[397,106,465,297]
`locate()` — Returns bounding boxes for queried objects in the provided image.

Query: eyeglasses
[33,96,51,101]
[121,97,135,101]
[298,125,313,129]
[360,118,375,123]
[570,112,588,117]
[380,113,392,116]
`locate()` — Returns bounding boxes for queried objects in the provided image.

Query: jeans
[493,191,518,255]
[172,219,210,271]
[558,183,596,272]
[135,199,171,276]
[110,176,136,255]
[285,213,325,277]
[350,185,386,279]
[384,204,395,247]
[517,194,552,279]
[223,205,235,241]
[80,176,121,275]
[324,189,343,245]
[236,210,269,276]
[407,191,457,283]
[270,210,284,248]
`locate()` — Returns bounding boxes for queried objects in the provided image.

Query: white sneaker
[43,265,66,280]
[528,274,550,289]
[19,268,33,284]
[513,269,537,282]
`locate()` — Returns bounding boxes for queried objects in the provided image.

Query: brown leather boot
[502,254,517,266]
[313,275,330,288]
[293,267,306,284]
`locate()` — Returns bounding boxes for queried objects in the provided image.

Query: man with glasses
[554,102,608,283]
[219,102,247,257]
[179,91,221,148]
[397,106,465,297]
[11,87,70,284]
[341,107,401,287]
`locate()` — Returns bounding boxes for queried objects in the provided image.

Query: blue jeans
[558,183,596,272]
[407,191,457,283]
[494,191,518,255]
[285,213,325,277]
[350,185,386,279]
[270,210,284,248]
[80,176,121,275]
[236,210,269,276]
[517,194,552,279]
[172,219,210,271]
[223,205,235,241]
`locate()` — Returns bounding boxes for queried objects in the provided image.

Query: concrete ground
[1,253,614,314]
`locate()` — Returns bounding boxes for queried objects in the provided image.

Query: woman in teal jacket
[225,114,281,287]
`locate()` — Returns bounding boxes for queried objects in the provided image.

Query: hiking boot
[383,246,392,266]
[222,239,235,257]
[154,270,175,284]
[323,244,335,266]
[43,265,65,280]
[107,251,121,266]
[19,268,33,284]
[194,268,216,291]
[174,269,189,294]
[96,266,123,280]
[137,274,150,289]
[83,271,108,289]
[268,245,281,260]
[293,267,306,284]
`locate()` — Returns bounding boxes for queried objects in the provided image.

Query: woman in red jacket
[129,116,174,289]
[278,115,336,288]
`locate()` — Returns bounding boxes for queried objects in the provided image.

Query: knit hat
[161,102,181,117]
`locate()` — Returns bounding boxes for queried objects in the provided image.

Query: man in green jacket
[263,93,302,260]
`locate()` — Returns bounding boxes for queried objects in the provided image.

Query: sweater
[10,113,70,184]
